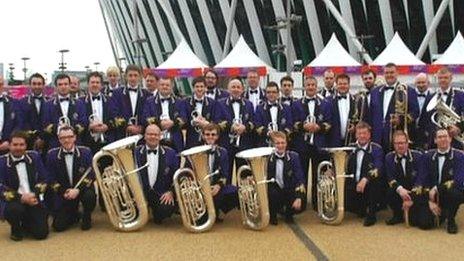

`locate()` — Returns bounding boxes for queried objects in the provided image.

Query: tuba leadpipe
[92,135,149,231]
[173,145,217,233]
[317,147,355,225]
[236,147,275,230]
[390,83,409,145]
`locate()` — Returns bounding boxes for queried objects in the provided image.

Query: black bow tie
[0,96,5,102]
[275,154,285,160]
[128,88,138,92]
[206,89,215,95]
[13,158,26,165]
[396,155,408,161]
[92,95,101,101]
[208,149,216,155]
[356,147,367,153]
[440,92,449,96]
[195,99,203,104]
[250,90,258,94]
[281,97,291,101]
[63,151,74,156]
[33,95,43,100]
[59,97,70,102]
[268,103,278,107]
[384,86,394,91]
[160,97,170,103]
[231,99,241,104]
[304,97,316,103]
[337,95,347,100]
[147,149,158,155]
[437,152,448,158]
[417,93,426,98]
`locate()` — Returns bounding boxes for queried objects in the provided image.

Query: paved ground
[1,207,463,260]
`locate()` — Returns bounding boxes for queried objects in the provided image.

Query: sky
[0,0,116,83]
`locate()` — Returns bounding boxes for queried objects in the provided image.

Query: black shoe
[285,215,294,224]
[81,215,92,231]
[153,218,162,225]
[10,227,23,241]
[363,216,377,227]
[386,216,404,226]
[215,216,224,223]
[447,219,458,234]
[270,216,278,226]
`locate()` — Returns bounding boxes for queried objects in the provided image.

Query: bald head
[414,73,429,92]
[144,124,161,148]
[228,78,244,98]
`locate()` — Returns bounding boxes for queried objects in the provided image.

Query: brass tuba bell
[173,145,217,233]
[236,147,275,230]
[92,135,149,231]
[317,147,354,225]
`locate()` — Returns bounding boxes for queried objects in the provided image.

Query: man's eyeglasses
[203,133,218,137]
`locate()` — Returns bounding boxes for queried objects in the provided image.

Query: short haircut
[192,76,206,87]
[437,66,451,75]
[435,127,450,137]
[203,69,218,79]
[304,75,317,83]
[247,69,259,76]
[106,66,120,76]
[29,73,45,85]
[271,131,287,142]
[323,69,335,77]
[355,121,372,132]
[202,123,220,134]
[58,126,76,136]
[87,71,103,83]
[145,71,159,80]
[159,76,173,83]
[280,75,294,86]
[392,130,409,142]
[266,81,279,91]
[125,64,142,75]
[336,73,350,83]
[361,69,377,79]
[54,74,71,86]
[385,63,397,69]
[9,131,28,143]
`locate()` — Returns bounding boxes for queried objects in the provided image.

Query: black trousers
[214,190,238,214]
[298,145,329,209]
[268,183,305,218]
[387,187,409,218]
[228,146,248,184]
[345,179,379,217]
[438,187,464,221]
[147,190,176,222]
[53,189,96,232]
[4,201,49,239]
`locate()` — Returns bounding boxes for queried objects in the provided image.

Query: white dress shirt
[160,96,171,120]
[59,95,70,118]
[306,97,316,117]
[232,101,240,120]
[194,95,204,116]
[275,153,285,188]
[383,85,395,119]
[128,86,138,116]
[416,90,427,116]
[438,87,451,103]
[147,146,160,188]
[34,95,42,114]
[91,95,103,121]
[64,149,74,185]
[269,104,278,127]
[13,156,31,194]
[248,88,260,110]
[437,149,450,184]
[396,154,408,193]
[355,144,368,182]
[337,94,350,139]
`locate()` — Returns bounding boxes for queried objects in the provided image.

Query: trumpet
[191,110,203,142]
[89,113,105,143]
[266,122,278,146]
[126,116,138,137]
[57,116,71,134]
[229,116,243,147]
[303,115,316,145]
[317,147,355,225]
[236,147,275,230]
[390,83,409,146]
[160,114,171,141]
[173,145,218,232]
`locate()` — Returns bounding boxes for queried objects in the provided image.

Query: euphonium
[92,135,149,231]
[173,145,217,233]
[317,147,354,225]
[390,83,409,145]
[426,96,464,145]
[236,147,275,230]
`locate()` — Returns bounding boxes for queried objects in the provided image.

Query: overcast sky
[0,0,115,83]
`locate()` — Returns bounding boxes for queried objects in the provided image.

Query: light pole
[8,63,15,82]
[84,65,91,73]
[58,49,69,72]
[94,62,100,72]
[21,57,30,81]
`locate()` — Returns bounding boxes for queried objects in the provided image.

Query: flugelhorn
[92,135,149,231]
[426,95,464,145]
[317,147,354,225]
[236,147,275,230]
[173,145,217,233]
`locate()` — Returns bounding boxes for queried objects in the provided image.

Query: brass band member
[319,69,336,98]
[145,71,159,97]
[104,66,121,97]
[267,131,305,225]
[47,126,96,231]
[279,76,298,107]
[346,122,384,226]
[413,73,433,150]
[0,132,49,241]
[417,128,464,234]
[360,69,377,107]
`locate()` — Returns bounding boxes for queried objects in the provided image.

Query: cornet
[303,115,316,145]
[191,110,203,142]
[160,114,171,141]
[57,116,71,134]
[89,113,105,143]
[229,116,242,147]
[266,122,278,146]
[126,116,138,137]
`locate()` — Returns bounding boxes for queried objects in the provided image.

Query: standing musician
[69,75,84,100]
[19,73,48,153]
[110,65,148,140]
[346,122,384,226]
[424,67,464,149]
[0,76,21,155]
[319,69,336,98]
[243,70,265,112]
[385,130,424,225]
[267,131,305,225]
[417,128,464,234]
[42,74,87,149]
[217,78,255,180]
[413,73,434,150]
[81,72,114,153]
[104,66,121,97]
[185,77,223,149]
[292,76,331,209]
[327,74,359,147]
[134,124,178,224]
[145,71,159,97]
[204,69,229,100]
[369,63,419,150]
[255,81,293,147]
[142,77,187,152]
[200,123,238,221]
[279,76,298,107]
[47,126,95,231]
[360,69,377,107]
[0,132,49,241]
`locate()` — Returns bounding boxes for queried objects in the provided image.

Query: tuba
[92,135,149,231]
[426,95,464,145]
[317,147,354,225]
[173,145,217,233]
[236,147,275,230]
[390,83,409,145]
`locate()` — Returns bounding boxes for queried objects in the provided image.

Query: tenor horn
[92,135,149,231]
[173,145,217,233]
[236,147,275,230]
[317,147,354,225]
[426,96,464,145]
